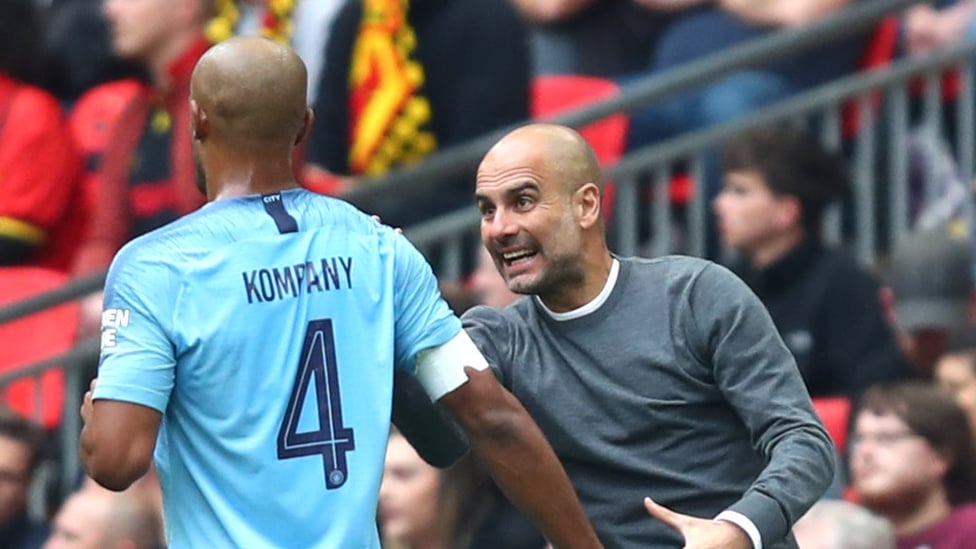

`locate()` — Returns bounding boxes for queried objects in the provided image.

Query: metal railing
[409,42,976,274]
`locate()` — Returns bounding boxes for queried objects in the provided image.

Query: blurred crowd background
[4,0,976,547]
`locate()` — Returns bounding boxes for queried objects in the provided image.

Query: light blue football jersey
[93,188,461,548]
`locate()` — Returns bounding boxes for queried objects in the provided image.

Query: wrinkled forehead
[476,142,560,194]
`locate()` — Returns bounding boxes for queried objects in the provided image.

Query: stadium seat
[0,267,79,429]
[811,396,853,454]
[530,74,630,219]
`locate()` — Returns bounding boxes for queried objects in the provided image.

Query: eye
[479,203,495,219]
[515,195,534,210]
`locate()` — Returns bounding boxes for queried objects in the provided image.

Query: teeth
[502,249,533,261]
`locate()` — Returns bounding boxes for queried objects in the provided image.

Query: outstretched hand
[644,497,752,549]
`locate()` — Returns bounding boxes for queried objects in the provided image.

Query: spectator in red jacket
[0,0,85,272]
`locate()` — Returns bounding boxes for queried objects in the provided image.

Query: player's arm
[80,385,161,491]
[79,245,176,491]
[414,331,603,549]
[390,369,469,468]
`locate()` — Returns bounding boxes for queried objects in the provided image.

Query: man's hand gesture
[644,497,752,549]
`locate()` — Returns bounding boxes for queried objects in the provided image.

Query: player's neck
[206,146,301,201]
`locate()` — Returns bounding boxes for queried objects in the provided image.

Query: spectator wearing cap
[713,124,911,398]
[883,223,976,376]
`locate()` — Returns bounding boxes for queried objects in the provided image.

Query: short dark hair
[0,408,46,475]
[0,0,45,84]
[722,124,850,234]
[859,381,976,506]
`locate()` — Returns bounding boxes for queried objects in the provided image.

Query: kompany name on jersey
[242,256,354,304]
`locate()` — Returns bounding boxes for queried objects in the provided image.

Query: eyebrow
[476,181,540,201]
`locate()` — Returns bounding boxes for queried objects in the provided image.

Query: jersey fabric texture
[463,256,835,549]
[93,188,460,548]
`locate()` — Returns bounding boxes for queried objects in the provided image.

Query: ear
[190,99,208,142]
[575,182,602,229]
[775,195,802,228]
[931,447,954,478]
[295,107,314,146]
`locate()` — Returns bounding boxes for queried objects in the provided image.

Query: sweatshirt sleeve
[686,262,836,545]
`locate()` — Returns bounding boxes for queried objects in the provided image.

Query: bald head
[45,487,162,549]
[480,124,603,195]
[190,36,308,147]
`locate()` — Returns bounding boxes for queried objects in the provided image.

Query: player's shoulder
[109,227,179,275]
[288,189,396,236]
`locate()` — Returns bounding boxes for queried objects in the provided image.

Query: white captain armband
[414,330,490,401]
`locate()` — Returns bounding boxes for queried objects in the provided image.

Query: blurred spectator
[305,0,530,229]
[903,0,976,58]
[43,484,163,549]
[507,0,674,79]
[71,0,213,332]
[379,427,545,549]
[292,0,344,101]
[883,223,976,375]
[625,1,869,258]
[0,0,86,271]
[850,381,976,547]
[934,327,976,438]
[792,499,895,549]
[44,0,143,107]
[627,0,868,151]
[713,125,911,397]
[0,409,48,549]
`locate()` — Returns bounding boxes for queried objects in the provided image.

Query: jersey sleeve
[392,232,461,372]
[92,243,179,413]
[685,261,835,545]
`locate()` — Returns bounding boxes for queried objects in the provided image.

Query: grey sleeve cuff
[725,490,790,545]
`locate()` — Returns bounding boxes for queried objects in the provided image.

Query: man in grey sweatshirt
[463,123,836,548]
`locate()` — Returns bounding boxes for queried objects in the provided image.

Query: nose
[484,207,519,241]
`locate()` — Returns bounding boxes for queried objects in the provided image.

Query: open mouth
[500,248,537,267]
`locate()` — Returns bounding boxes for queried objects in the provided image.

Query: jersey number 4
[277,319,356,489]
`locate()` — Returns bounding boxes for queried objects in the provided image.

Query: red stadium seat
[530,75,630,219]
[0,267,79,429]
[812,396,853,454]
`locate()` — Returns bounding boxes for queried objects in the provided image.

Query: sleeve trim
[715,510,762,549]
